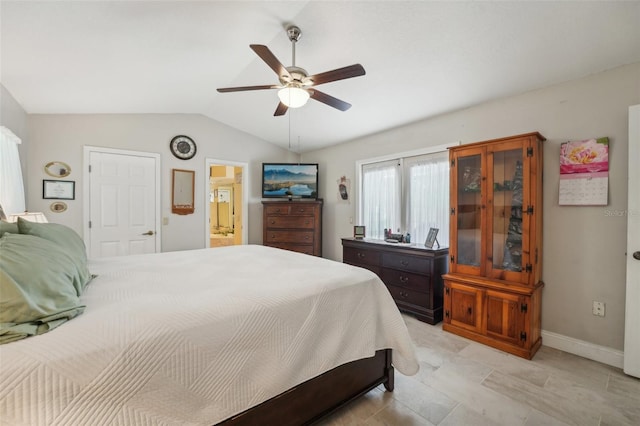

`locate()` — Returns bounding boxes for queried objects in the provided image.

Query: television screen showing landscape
[263,164,318,198]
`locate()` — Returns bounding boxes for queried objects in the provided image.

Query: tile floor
[317,315,640,426]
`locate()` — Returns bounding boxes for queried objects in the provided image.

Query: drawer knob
[305,235,310,240]
[401,260,409,266]
[399,276,409,283]
[299,208,305,212]
[270,220,276,225]
[357,252,365,258]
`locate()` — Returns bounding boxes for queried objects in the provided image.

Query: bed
[0,236,419,426]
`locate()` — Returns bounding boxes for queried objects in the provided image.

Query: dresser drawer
[264,204,318,216]
[267,242,314,256]
[382,253,431,274]
[264,205,290,215]
[266,230,314,244]
[386,285,430,309]
[343,246,381,267]
[381,268,429,292]
[265,215,315,229]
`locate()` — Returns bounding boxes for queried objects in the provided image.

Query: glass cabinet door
[487,142,529,282]
[452,148,485,275]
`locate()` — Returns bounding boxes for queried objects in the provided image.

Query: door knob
[633,251,640,260]
[142,230,154,236]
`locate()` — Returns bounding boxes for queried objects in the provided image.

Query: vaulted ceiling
[2,1,639,152]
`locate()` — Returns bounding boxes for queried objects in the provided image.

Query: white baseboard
[541,329,624,369]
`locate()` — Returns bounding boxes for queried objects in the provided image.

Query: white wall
[26,113,297,252]
[1,84,29,196]
[302,63,640,352]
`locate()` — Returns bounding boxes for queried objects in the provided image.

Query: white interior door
[85,148,160,258]
[624,104,640,378]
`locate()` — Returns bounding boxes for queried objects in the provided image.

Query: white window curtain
[362,160,401,239]
[405,153,450,247]
[0,126,26,216]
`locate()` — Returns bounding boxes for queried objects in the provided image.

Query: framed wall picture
[425,227,440,249]
[43,180,75,200]
[353,225,366,239]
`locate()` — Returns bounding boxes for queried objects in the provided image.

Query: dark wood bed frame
[217,349,394,426]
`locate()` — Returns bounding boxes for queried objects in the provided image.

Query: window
[358,145,452,247]
[0,126,25,216]
[361,159,401,240]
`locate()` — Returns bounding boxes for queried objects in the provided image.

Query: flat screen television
[262,163,319,199]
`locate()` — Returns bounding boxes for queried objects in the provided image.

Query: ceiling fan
[217,25,365,116]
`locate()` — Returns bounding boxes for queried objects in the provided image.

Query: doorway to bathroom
[205,158,248,248]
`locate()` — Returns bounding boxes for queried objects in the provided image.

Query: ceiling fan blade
[309,89,352,111]
[274,102,288,116]
[250,44,291,80]
[217,85,279,93]
[308,64,365,86]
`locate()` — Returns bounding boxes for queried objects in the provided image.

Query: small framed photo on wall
[43,180,75,200]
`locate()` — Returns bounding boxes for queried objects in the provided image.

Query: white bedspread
[0,245,419,426]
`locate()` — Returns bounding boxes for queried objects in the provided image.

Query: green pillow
[17,218,87,262]
[17,218,91,294]
[0,221,18,237]
[0,233,85,344]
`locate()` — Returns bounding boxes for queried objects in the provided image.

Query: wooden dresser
[262,200,323,256]
[342,238,449,324]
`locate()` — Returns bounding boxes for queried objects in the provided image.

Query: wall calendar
[559,137,609,206]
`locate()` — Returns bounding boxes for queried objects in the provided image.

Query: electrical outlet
[592,301,605,317]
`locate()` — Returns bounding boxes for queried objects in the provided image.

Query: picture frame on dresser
[424,227,439,249]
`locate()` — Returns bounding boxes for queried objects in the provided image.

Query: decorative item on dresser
[342,238,449,325]
[443,132,545,359]
[262,199,323,256]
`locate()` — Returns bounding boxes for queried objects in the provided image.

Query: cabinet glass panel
[457,154,482,267]
[491,149,523,271]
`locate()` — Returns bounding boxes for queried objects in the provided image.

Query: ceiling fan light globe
[278,87,310,108]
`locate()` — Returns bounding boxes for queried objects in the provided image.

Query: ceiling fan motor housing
[280,66,309,87]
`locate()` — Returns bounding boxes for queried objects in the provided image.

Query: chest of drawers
[263,200,322,256]
[342,238,448,324]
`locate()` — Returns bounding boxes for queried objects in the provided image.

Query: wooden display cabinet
[443,132,545,359]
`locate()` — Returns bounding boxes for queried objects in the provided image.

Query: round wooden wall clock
[170,135,197,160]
